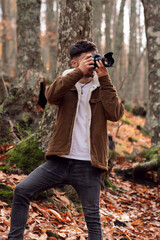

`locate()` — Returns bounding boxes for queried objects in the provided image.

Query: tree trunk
[92,0,103,53]
[115,147,160,181]
[46,0,58,79]
[1,0,45,143]
[126,0,136,104]
[111,0,126,88]
[0,76,8,104]
[133,158,160,178]
[56,0,93,76]
[16,0,44,86]
[104,0,114,52]
[1,0,11,77]
[141,0,160,146]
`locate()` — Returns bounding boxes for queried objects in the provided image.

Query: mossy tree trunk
[116,147,160,181]
[1,0,45,143]
[141,0,160,146]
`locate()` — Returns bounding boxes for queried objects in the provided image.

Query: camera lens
[104,59,108,65]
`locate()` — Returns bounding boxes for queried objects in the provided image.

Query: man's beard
[84,71,94,78]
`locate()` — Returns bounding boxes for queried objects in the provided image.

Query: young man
[8,40,124,240]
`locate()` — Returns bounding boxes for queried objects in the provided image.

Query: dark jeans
[8,156,103,240]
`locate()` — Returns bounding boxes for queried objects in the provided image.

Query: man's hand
[78,54,94,75]
[95,60,109,77]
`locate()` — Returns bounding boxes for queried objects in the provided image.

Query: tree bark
[141,0,160,146]
[1,0,11,77]
[92,0,103,53]
[126,0,136,104]
[133,158,160,178]
[111,0,126,88]
[16,0,44,87]
[0,76,8,104]
[56,0,93,76]
[1,0,45,143]
[46,0,58,79]
[104,0,115,52]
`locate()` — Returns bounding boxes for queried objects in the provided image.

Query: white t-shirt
[60,81,92,161]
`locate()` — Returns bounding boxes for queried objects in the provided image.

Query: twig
[116,121,124,137]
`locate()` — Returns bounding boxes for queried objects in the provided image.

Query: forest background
[0,0,160,239]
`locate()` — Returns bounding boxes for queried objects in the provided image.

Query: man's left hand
[95,60,109,77]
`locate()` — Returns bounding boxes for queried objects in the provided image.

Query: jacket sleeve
[45,68,84,105]
[99,74,124,122]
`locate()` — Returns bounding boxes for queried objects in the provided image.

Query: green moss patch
[0,183,14,207]
[121,115,133,126]
[139,146,160,161]
[5,134,45,174]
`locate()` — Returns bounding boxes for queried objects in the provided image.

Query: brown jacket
[45,68,124,171]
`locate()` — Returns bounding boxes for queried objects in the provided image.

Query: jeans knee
[83,207,101,222]
[13,183,31,204]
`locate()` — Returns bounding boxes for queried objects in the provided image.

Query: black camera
[91,52,114,70]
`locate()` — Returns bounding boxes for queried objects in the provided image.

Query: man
[8,40,124,240]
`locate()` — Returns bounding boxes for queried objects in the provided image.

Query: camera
[91,52,114,70]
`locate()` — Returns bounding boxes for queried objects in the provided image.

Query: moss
[16,114,33,139]
[33,189,53,202]
[0,103,4,114]
[22,113,30,123]
[5,134,45,174]
[128,136,138,142]
[104,179,117,190]
[124,104,133,113]
[0,183,14,206]
[139,146,160,161]
[46,231,58,238]
[137,125,151,137]
[76,205,83,213]
[121,115,133,126]
[0,164,22,174]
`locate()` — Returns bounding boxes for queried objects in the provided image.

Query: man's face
[73,51,95,78]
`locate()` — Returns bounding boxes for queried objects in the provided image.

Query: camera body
[91,52,114,70]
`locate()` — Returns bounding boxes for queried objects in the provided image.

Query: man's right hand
[78,54,94,75]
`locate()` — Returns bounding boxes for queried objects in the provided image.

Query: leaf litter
[0,111,160,240]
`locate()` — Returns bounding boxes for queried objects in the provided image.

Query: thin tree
[92,0,103,52]
[1,0,11,77]
[126,0,136,104]
[46,0,58,79]
[141,0,160,146]
[112,0,126,88]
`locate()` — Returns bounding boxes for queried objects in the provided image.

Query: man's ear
[71,59,78,68]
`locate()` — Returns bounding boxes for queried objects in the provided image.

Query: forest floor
[0,110,160,240]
